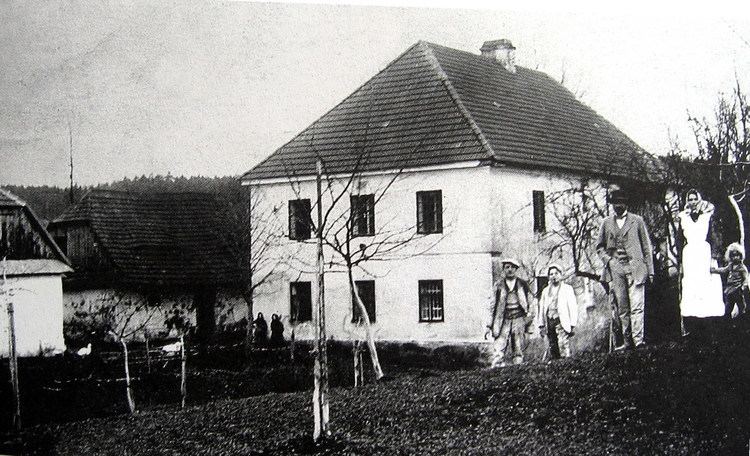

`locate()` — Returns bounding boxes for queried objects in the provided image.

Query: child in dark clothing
[711,243,749,318]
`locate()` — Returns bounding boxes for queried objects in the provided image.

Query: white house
[240,39,655,344]
[0,188,72,357]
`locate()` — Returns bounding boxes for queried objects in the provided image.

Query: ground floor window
[418,280,444,322]
[352,280,376,323]
[290,281,312,322]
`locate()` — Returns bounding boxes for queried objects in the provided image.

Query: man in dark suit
[596,189,654,349]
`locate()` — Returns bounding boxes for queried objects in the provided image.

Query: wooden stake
[116,336,136,414]
[7,299,21,431]
[353,340,364,388]
[145,331,151,374]
[180,334,186,409]
[3,257,21,431]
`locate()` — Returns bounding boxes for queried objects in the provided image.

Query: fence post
[145,329,151,374]
[110,331,136,414]
[7,299,21,431]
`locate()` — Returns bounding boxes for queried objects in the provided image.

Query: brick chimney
[480,39,516,73]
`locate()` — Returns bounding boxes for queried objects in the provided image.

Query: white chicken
[161,341,182,354]
[76,343,92,357]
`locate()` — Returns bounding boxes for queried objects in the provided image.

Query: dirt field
[9,318,750,455]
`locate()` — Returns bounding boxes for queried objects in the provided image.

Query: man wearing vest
[489,258,535,368]
[596,189,654,350]
[538,263,578,359]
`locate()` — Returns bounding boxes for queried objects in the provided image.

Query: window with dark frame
[532,190,546,233]
[418,280,444,322]
[290,281,312,323]
[351,280,376,324]
[416,190,442,234]
[350,194,375,237]
[288,199,312,240]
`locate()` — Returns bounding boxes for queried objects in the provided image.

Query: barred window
[417,190,442,234]
[350,194,375,237]
[352,280,376,323]
[290,281,312,323]
[288,199,312,240]
[533,190,546,233]
[418,280,444,322]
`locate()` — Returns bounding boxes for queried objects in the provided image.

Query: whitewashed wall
[249,163,602,343]
[0,275,66,357]
[63,288,247,340]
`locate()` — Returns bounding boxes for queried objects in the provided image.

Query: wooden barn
[47,189,247,342]
[0,188,72,357]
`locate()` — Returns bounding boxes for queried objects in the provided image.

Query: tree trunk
[728,194,745,247]
[180,334,187,409]
[120,338,136,414]
[312,158,330,442]
[348,268,385,381]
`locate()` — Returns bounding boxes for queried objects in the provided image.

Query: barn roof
[49,189,242,288]
[0,187,71,266]
[242,41,656,182]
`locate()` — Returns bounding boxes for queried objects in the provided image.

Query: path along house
[241,39,656,344]
[0,188,72,356]
[47,190,246,342]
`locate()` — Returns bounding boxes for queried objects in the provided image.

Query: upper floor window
[288,199,311,240]
[416,190,442,234]
[352,280,376,323]
[532,190,546,233]
[290,281,312,323]
[350,194,375,237]
[418,279,444,322]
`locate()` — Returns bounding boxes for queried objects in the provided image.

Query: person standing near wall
[538,263,578,359]
[596,189,654,350]
[489,258,535,368]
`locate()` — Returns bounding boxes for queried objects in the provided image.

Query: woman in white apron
[678,190,724,335]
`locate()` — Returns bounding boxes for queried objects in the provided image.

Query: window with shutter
[416,190,442,234]
[533,190,546,233]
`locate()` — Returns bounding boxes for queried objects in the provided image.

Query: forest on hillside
[4,175,245,225]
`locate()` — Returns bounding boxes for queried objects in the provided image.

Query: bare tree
[687,77,750,247]
[286,142,440,382]
[277,76,443,383]
[540,179,609,282]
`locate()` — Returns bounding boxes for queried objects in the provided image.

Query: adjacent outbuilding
[0,188,72,357]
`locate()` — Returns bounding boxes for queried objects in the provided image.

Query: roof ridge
[0,187,27,207]
[89,188,217,197]
[242,41,427,181]
[421,42,498,162]
[0,187,71,266]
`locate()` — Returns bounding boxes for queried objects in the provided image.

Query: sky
[1,1,749,187]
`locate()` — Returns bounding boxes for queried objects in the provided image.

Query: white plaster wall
[63,288,246,340]
[249,164,605,343]
[0,275,66,357]
[254,252,495,343]
[250,165,496,342]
